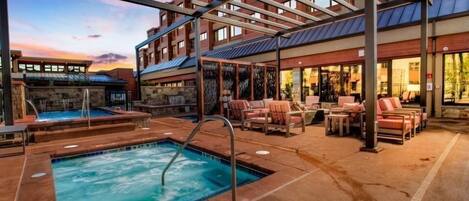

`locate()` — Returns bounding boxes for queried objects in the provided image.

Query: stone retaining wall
[141,86,196,105]
[27,86,105,112]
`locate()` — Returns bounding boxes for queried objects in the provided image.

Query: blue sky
[8,0,161,71]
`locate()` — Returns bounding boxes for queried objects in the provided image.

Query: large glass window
[320,65,341,102]
[391,57,420,103]
[302,68,319,99]
[377,62,389,97]
[230,26,242,37]
[215,27,227,41]
[444,52,469,104]
[343,64,362,101]
[281,70,293,100]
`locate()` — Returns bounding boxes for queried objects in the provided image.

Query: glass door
[302,68,319,100]
[320,65,341,102]
[343,64,362,101]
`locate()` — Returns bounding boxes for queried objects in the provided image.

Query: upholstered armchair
[266,101,305,137]
[305,96,320,110]
[376,102,413,144]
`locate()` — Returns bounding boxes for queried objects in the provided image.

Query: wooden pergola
[0,0,432,154]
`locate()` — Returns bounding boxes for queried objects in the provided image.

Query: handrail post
[161,115,237,201]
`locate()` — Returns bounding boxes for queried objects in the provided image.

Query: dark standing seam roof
[25,73,127,85]
[203,0,469,60]
[141,56,188,75]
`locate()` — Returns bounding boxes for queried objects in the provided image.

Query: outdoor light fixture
[64,145,78,149]
[31,172,47,178]
[163,132,174,135]
[255,150,270,155]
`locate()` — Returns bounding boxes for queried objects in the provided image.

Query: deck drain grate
[255,150,270,155]
[31,172,47,178]
[64,145,79,149]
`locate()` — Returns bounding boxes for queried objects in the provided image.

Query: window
[162,47,168,54]
[377,62,389,97]
[178,40,185,48]
[43,64,64,72]
[302,68,320,99]
[281,70,294,100]
[215,27,227,41]
[218,5,227,17]
[230,26,242,37]
[149,52,154,61]
[250,12,261,23]
[391,57,421,103]
[200,32,207,41]
[161,14,166,22]
[177,2,183,8]
[21,64,41,72]
[444,52,469,104]
[68,65,85,73]
[279,0,296,13]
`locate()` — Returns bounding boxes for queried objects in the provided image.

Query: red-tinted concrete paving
[1,117,468,201]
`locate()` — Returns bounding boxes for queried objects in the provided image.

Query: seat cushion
[249,117,271,123]
[290,116,303,124]
[378,119,412,130]
[378,98,395,112]
[245,112,261,119]
[422,113,428,120]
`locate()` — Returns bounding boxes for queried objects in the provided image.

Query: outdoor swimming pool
[52,140,265,201]
[37,109,113,122]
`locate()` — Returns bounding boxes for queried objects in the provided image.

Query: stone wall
[141,86,196,105]
[441,106,469,119]
[27,86,106,112]
[12,81,26,119]
[138,86,196,116]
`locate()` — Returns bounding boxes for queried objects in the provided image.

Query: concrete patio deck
[0,117,467,201]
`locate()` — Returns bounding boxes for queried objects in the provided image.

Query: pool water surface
[37,109,113,122]
[52,141,265,201]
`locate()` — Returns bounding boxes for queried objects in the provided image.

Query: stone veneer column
[11,80,26,120]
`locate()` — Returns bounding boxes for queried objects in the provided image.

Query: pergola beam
[230,1,305,26]
[201,13,278,36]
[334,0,359,11]
[258,0,321,21]
[121,0,195,16]
[192,0,290,30]
[279,0,420,36]
[297,0,338,17]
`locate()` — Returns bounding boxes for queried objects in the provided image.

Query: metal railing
[161,115,237,201]
[81,89,91,128]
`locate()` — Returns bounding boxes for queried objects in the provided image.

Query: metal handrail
[161,115,237,201]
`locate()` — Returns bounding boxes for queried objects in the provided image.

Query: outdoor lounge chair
[388,97,427,128]
[227,100,265,130]
[378,98,419,136]
[266,101,305,137]
[305,96,320,110]
[376,103,413,144]
[337,96,355,108]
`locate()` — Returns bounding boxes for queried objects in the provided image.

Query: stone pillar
[11,80,26,120]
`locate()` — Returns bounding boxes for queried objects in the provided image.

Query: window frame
[442,51,469,105]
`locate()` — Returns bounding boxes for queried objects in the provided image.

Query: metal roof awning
[141,56,189,75]
[21,73,127,85]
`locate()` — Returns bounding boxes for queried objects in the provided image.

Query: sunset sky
[8,0,162,71]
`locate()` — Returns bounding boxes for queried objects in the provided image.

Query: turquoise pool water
[52,141,265,201]
[37,109,113,122]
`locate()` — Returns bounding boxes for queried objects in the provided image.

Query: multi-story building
[139,0,354,85]
[137,0,469,119]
